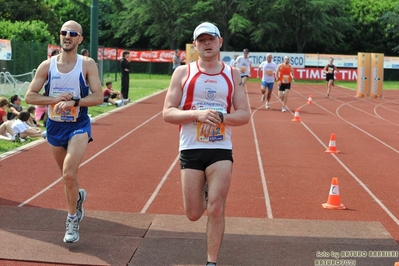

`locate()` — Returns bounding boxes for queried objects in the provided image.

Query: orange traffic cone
[322,177,346,210]
[325,133,340,153]
[307,94,313,104]
[292,108,301,122]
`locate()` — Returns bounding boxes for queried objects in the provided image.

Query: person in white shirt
[257,53,278,109]
[11,111,44,139]
[163,22,250,266]
[229,54,238,66]
[233,49,253,90]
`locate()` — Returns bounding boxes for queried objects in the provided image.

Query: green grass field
[0,74,397,154]
[0,74,171,154]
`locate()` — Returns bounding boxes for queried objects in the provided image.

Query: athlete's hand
[54,98,74,113]
[200,123,216,138]
[56,92,73,103]
[197,109,222,126]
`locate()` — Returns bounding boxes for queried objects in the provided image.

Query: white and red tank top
[179,61,235,151]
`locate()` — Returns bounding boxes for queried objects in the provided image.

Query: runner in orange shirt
[275,56,295,112]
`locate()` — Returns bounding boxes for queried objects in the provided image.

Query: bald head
[61,20,83,35]
[266,53,272,62]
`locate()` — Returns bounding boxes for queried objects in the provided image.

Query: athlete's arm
[163,65,221,126]
[25,59,71,105]
[78,58,103,107]
[224,68,250,126]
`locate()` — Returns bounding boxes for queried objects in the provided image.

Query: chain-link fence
[0,40,47,75]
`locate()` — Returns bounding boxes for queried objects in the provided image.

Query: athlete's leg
[204,160,232,264]
[181,168,207,221]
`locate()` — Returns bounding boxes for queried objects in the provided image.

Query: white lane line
[140,154,180,213]
[250,108,274,219]
[18,112,162,207]
[291,88,399,227]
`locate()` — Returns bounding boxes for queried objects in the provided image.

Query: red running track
[2,83,399,243]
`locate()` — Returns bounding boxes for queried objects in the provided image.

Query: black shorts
[279,83,291,91]
[326,75,334,81]
[180,149,233,171]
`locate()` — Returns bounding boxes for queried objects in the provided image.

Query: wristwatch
[72,97,80,107]
[217,111,224,123]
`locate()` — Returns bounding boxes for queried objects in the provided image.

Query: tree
[108,0,195,50]
[348,0,399,55]
[380,3,399,54]
[42,0,92,46]
[191,0,254,51]
[0,20,53,43]
[251,0,353,53]
[0,0,59,41]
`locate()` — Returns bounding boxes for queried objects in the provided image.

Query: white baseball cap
[193,22,221,40]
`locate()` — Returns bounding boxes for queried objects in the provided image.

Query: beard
[61,42,77,52]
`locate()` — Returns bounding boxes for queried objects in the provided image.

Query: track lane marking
[18,112,162,207]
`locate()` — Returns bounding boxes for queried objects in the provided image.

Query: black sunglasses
[60,30,81,37]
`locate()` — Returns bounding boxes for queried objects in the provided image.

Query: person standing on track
[275,56,295,112]
[323,57,339,98]
[25,20,103,243]
[257,53,278,109]
[163,22,250,266]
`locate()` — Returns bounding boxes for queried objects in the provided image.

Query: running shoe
[41,131,47,139]
[63,217,79,243]
[123,99,131,104]
[76,189,87,223]
[282,106,286,112]
[261,94,265,102]
[265,102,270,109]
[12,133,21,143]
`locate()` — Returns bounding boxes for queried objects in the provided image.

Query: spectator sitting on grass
[103,81,129,107]
[27,106,41,127]
[0,97,9,125]
[11,111,45,141]
[0,121,16,141]
[7,95,23,120]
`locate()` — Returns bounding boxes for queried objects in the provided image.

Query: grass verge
[0,74,171,154]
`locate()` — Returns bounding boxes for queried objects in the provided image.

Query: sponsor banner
[220,52,305,68]
[251,67,357,81]
[306,54,358,68]
[45,45,399,70]
[370,53,384,98]
[356,53,371,97]
[0,39,12,60]
[107,49,187,62]
[47,45,187,63]
[383,56,399,69]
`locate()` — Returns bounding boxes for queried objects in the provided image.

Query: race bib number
[265,70,273,76]
[282,75,290,84]
[196,122,225,142]
[49,103,77,122]
[328,67,334,73]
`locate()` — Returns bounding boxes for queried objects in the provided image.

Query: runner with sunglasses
[25,20,103,243]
